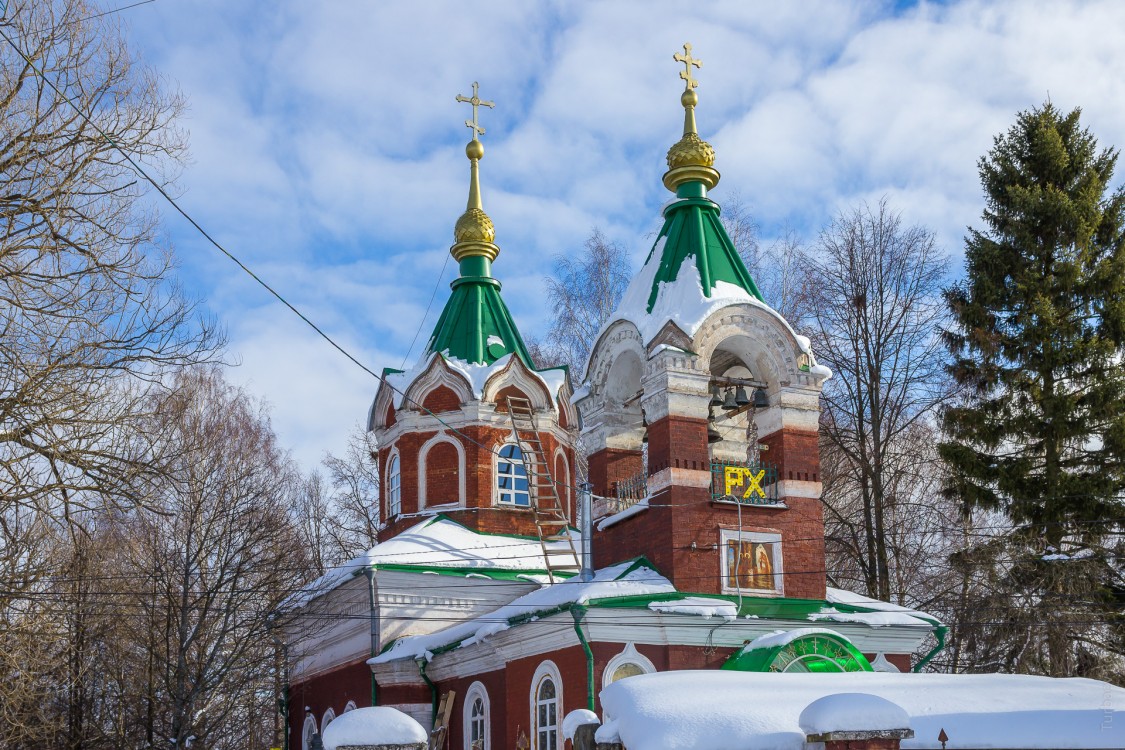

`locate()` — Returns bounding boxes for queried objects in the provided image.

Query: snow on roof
[648,596,737,621]
[825,588,942,627]
[799,693,911,736]
[370,559,675,665]
[809,607,934,629]
[387,351,567,411]
[283,517,578,610]
[321,706,427,750]
[584,234,815,381]
[597,671,1125,750]
[737,627,848,654]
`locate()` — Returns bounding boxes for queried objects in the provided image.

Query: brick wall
[378,421,578,542]
[761,428,820,482]
[288,659,371,749]
[587,447,644,498]
[646,415,709,473]
[422,385,463,414]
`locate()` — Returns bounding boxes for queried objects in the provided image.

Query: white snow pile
[562,709,600,741]
[370,560,675,665]
[648,596,737,621]
[283,518,579,610]
[798,693,911,736]
[321,706,427,750]
[597,671,1125,750]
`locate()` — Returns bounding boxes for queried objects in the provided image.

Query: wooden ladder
[505,396,580,582]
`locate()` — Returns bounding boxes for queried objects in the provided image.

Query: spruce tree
[941,104,1125,677]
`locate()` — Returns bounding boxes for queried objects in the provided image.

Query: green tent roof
[644,183,764,314]
[425,272,534,366]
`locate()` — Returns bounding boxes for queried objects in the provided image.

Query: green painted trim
[572,606,596,711]
[913,624,948,673]
[417,658,438,723]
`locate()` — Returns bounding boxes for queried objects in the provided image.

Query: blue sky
[119,0,1125,469]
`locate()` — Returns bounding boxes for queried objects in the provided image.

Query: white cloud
[122,0,1125,472]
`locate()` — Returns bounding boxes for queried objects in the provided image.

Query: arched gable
[482,355,553,410]
[403,355,475,412]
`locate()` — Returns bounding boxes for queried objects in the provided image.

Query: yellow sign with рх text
[723,465,767,500]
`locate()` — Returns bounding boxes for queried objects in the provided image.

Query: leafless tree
[121,367,307,749]
[720,192,814,329]
[537,228,631,372]
[0,0,220,591]
[804,199,951,602]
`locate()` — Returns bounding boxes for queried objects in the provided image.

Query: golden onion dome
[454,207,495,244]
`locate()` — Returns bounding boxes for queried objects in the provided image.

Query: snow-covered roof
[282,517,579,610]
[370,559,675,664]
[824,587,942,627]
[597,671,1125,750]
[321,706,427,750]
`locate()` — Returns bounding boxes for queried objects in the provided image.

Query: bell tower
[368,83,578,541]
[576,45,831,598]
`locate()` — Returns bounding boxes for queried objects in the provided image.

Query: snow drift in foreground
[597,671,1125,750]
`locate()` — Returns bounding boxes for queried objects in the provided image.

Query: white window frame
[343,700,357,713]
[321,707,336,733]
[463,680,490,750]
[495,442,531,507]
[419,432,467,508]
[530,660,562,750]
[386,449,402,518]
[302,714,318,750]
[601,642,656,688]
[719,529,783,596]
[553,448,571,517]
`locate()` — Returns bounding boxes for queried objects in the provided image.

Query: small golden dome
[454,207,495,243]
[466,139,484,161]
[666,132,716,170]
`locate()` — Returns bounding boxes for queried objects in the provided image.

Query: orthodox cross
[455,81,495,141]
[674,43,702,90]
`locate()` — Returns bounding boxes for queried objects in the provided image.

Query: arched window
[419,434,466,508]
[302,714,317,750]
[321,708,336,734]
[602,643,656,688]
[463,681,490,750]
[496,444,530,506]
[343,700,357,713]
[530,661,562,750]
[387,452,402,518]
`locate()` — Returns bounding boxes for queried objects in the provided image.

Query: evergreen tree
[941,104,1125,677]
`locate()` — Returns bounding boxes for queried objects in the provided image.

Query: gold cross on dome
[674,42,702,90]
[455,81,495,141]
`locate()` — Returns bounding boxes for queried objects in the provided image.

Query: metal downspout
[417,657,438,723]
[913,625,948,673]
[572,606,595,711]
[364,566,380,706]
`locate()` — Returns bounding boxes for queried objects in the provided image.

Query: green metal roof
[425,260,535,367]
[644,182,764,313]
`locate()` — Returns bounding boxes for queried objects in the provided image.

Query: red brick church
[281,45,942,750]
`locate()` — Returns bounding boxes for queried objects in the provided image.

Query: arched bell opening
[603,349,645,450]
[705,334,775,465]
